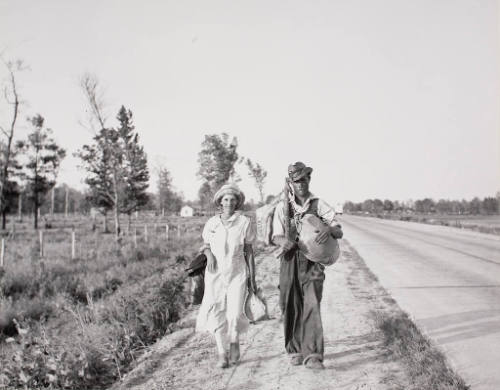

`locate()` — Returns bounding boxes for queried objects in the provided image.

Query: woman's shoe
[229,342,240,365]
[217,353,229,369]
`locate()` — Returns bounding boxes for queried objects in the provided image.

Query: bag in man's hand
[297,214,340,266]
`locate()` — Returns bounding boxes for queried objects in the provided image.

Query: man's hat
[288,162,313,182]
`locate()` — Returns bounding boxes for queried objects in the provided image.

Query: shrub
[0,302,17,337]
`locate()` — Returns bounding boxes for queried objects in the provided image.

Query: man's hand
[331,224,343,239]
[315,225,331,244]
[206,251,217,273]
[315,224,343,244]
[281,239,296,252]
[272,236,296,258]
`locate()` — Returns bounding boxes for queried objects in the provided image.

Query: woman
[196,183,257,368]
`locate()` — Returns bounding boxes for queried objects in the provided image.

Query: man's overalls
[279,199,325,364]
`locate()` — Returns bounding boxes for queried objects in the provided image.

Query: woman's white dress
[196,212,255,340]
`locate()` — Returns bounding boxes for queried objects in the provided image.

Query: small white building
[180,205,194,217]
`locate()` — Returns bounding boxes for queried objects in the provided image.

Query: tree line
[343,195,500,215]
[1,60,268,235]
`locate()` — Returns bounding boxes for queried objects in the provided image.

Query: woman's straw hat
[213,183,245,209]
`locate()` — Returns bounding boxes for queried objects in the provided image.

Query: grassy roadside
[376,312,469,390]
[0,216,208,390]
[344,241,470,390]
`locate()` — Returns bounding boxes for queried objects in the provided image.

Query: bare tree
[80,72,108,131]
[246,158,267,204]
[0,57,26,228]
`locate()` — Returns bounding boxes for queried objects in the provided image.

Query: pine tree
[77,106,149,236]
[116,106,149,218]
[16,114,66,228]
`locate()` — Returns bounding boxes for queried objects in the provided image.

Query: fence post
[51,187,55,216]
[165,224,169,240]
[18,194,22,222]
[71,230,76,260]
[0,238,5,267]
[177,224,181,239]
[144,225,148,243]
[39,230,44,258]
[134,227,137,248]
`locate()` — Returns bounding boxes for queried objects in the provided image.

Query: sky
[1,0,499,205]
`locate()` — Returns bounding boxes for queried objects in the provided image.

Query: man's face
[291,175,310,198]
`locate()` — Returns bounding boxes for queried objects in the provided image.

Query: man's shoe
[290,354,303,366]
[217,353,229,369]
[229,342,240,365]
[305,357,324,370]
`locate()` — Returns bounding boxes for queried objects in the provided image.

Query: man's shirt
[272,192,339,239]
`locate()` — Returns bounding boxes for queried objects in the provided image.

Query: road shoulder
[111,240,424,390]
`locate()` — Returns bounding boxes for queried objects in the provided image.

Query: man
[272,162,343,369]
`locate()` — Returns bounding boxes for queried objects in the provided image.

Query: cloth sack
[297,214,340,266]
[244,290,267,323]
[255,192,283,245]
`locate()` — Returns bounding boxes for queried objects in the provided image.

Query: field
[355,212,500,235]
[0,212,209,390]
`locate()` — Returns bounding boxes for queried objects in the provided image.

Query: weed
[377,312,470,390]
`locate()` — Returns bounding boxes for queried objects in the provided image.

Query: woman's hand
[206,251,217,273]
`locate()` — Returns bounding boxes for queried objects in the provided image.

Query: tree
[0,57,26,229]
[77,73,117,233]
[16,114,66,228]
[77,75,150,237]
[77,103,149,236]
[76,128,115,232]
[39,184,88,215]
[469,197,481,215]
[481,197,498,215]
[343,201,355,213]
[157,165,182,213]
[198,181,213,211]
[383,199,394,212]
[373,199,384,213]
[197,133,239,193]
[116,106,149,216]
[436,199,451,214]
[415,198,435,213]
[246,158,267,204]
[362,199,374,213]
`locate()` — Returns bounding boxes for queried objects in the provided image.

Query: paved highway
[340,215,500,390]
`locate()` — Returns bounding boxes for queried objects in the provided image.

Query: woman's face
[221,194,238,214]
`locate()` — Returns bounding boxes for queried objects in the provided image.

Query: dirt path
[112,241,405,390]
